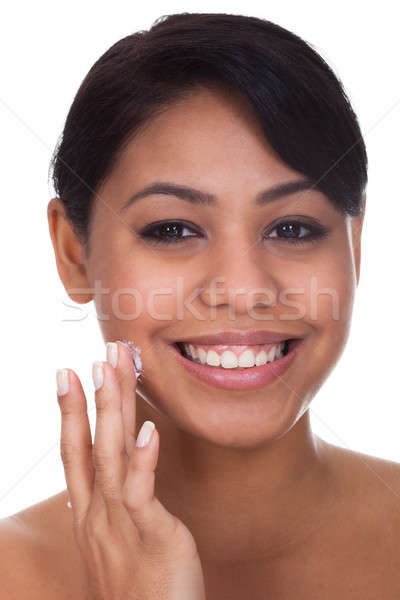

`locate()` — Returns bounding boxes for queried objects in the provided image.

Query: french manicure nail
[56,369,69,396]
[106,342,118,368]
[136,420,155,447]
[92,361,104,390]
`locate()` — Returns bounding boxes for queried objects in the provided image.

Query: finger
[92,360,126,505]
[106,341,137,457]
[122,423,177,544]
[56,368,94,522]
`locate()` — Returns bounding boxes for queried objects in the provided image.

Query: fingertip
[106,341,118,368]
[56,368,70,397]
[136,420,156,448]
[94,361,107,394]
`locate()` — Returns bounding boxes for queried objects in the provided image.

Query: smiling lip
[168,337,303,391]
[173,330,302,346]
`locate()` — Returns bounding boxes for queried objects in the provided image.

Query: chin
[137,379,306,450]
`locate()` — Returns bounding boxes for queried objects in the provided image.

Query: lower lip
[168,339,303,391]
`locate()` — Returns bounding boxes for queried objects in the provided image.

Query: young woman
[1,12,399,599]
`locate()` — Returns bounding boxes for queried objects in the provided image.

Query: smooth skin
[1,85,400,598]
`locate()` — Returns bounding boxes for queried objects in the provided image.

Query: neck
[136,398,335,565]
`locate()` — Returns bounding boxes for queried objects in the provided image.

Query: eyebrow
[120,178,318,211]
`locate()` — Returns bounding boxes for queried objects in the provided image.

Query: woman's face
[50,86,364,448]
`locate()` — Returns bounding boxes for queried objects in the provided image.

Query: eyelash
[138,219,329,246]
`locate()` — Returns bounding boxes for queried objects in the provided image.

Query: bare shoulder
[0,514,42,599]
[0,491,85,599]
[325,440,400,503]
[323,440,400,564]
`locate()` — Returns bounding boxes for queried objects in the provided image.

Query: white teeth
[206,350,220,367]
[220,350,238,369]
[188,344,201,363]
[255,350,268,366]
[181,342,286,369]
[197,348,207,364]
[238,350,255,368]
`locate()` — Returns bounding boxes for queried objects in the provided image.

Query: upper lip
[174,330,302,345]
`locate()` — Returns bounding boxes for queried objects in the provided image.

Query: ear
[351,193,366,286]
[47,197,93,303]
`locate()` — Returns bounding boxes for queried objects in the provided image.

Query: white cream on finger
[117,339,143,380]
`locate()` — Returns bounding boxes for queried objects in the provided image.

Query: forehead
[103,86,304,198]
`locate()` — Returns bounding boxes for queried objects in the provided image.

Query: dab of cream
[117,339,143,380]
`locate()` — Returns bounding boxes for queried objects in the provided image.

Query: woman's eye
[138,221,202,245]
[138,218,329,247]
[265,220,329,245]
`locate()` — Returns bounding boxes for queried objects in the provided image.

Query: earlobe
[47,197,93,304]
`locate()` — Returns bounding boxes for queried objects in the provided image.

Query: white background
[1,1,399,518]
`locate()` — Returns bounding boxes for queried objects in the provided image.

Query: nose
[199,239,279,317]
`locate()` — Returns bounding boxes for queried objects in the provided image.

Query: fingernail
[106,342,118,368]
[92,361,104,390]
[56,369,69,396]
[136,420,155,447]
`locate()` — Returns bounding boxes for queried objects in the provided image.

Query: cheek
[279,246,355,334]
[280,249,356,390]
[269,250,356,402]
[93,253,202,330]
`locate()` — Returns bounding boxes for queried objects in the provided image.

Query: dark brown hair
[49,12,368,255]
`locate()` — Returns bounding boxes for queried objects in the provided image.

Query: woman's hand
[56,341,206,600]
